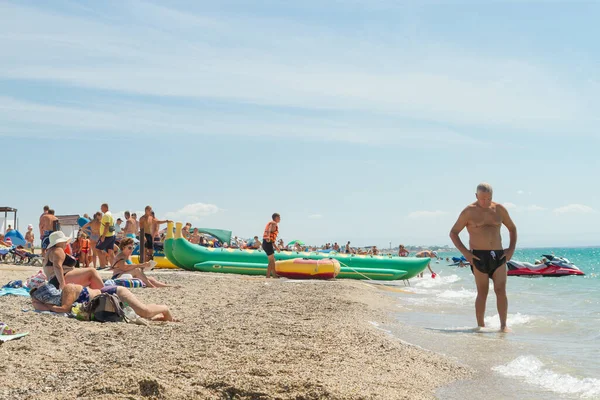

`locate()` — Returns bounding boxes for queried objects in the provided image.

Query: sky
[1,0,599,248]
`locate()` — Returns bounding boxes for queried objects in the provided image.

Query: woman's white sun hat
[47,231,71,249]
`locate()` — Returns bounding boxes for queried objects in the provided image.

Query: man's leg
[492,264,509,332]
[472,267,490,328]
[107,249,115,265]
[266,254,275,278]
[98,250,107,268]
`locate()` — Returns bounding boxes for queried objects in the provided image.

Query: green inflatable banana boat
[165,222,429,280]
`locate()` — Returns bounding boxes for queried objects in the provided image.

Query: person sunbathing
[43,231,105,290]
[109,238,175,288]
[0,234,12,247]
[30,283,175,321]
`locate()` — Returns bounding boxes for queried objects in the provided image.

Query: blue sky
[1,0,598,248]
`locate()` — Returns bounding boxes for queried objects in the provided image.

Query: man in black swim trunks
[449,183,517,333]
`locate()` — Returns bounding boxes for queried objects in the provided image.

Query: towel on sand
[0,332,29,343]
[0,287,30,297]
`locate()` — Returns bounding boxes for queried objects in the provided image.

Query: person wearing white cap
[25,225,35,251]
[415,250,438,278]
[43,231,105,290]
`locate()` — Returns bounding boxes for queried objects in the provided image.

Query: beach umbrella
[288,240,305,246]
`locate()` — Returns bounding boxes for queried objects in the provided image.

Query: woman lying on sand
[109,238,176,288]
[44,231,105,290]
[30,283,176,322]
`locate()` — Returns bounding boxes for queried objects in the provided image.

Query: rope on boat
[337,260,373,281]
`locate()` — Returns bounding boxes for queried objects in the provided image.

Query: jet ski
[449,256,470,267]
[507,254,584,277]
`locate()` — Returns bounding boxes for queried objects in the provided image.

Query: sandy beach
[0,266,471,399]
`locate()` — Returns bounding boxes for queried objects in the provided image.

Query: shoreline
[0,266,472,399]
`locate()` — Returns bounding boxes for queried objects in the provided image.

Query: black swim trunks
[262,239,274,256]
[96,235,116,251]
[471,250,506,278]
[144,234,154,250]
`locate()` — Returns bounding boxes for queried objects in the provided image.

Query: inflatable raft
[165,222,428,280]
[131,255,178,269]
[275,258,340,279]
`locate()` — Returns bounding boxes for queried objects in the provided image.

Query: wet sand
[0,266,471,399]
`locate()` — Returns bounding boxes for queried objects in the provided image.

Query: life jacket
[263,222,278,242]
[80,239,90,252]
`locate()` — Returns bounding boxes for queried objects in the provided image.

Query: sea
[382,247,600,399]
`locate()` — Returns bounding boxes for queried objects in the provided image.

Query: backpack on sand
[82,293,126,323]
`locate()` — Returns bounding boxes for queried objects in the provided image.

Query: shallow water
[388,247,600,399]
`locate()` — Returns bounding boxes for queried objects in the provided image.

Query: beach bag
[82,293,125,323]
[26,270,47,289]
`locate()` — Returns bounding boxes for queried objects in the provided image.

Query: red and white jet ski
[507,254,584,277]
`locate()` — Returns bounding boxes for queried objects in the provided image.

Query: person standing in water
[449,183,517,333]
[262,213,281,278]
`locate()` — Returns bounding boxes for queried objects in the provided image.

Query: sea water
[387,247,600,399]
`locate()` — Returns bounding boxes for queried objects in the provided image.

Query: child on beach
[78,233,91,268]
[25,225,35,251]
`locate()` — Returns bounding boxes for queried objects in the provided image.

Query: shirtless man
[39,209,59,255]
[132,213,140,237]
[449,183,517,333]
[139,206,170,260]
[182,223,192,240]
[38,205,49,236]
[123,211,137,238]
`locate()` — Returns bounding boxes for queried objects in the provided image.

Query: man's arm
[449,208,478,263]
[268,223,280,251]
[498,204,517,262]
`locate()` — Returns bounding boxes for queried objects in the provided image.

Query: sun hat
[27,224,33,230]
[47,231,71,249]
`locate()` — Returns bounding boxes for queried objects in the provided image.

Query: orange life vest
[263,222,278,242]
[80,239,90,252]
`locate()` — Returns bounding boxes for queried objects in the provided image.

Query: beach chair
[10,247,43,266]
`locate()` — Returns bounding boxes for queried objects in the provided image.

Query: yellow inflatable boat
[275,258,340,279]
[131,255,179,269]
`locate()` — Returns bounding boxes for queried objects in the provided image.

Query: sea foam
[493,355,600,398]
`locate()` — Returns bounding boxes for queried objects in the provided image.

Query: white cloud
[308,214,323,219]
[165,203,221,222]
[525,205,547,212]
[553,204,596,214]
[408,210,447,219]
[0,2,595,143]
[503,202,517,209]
